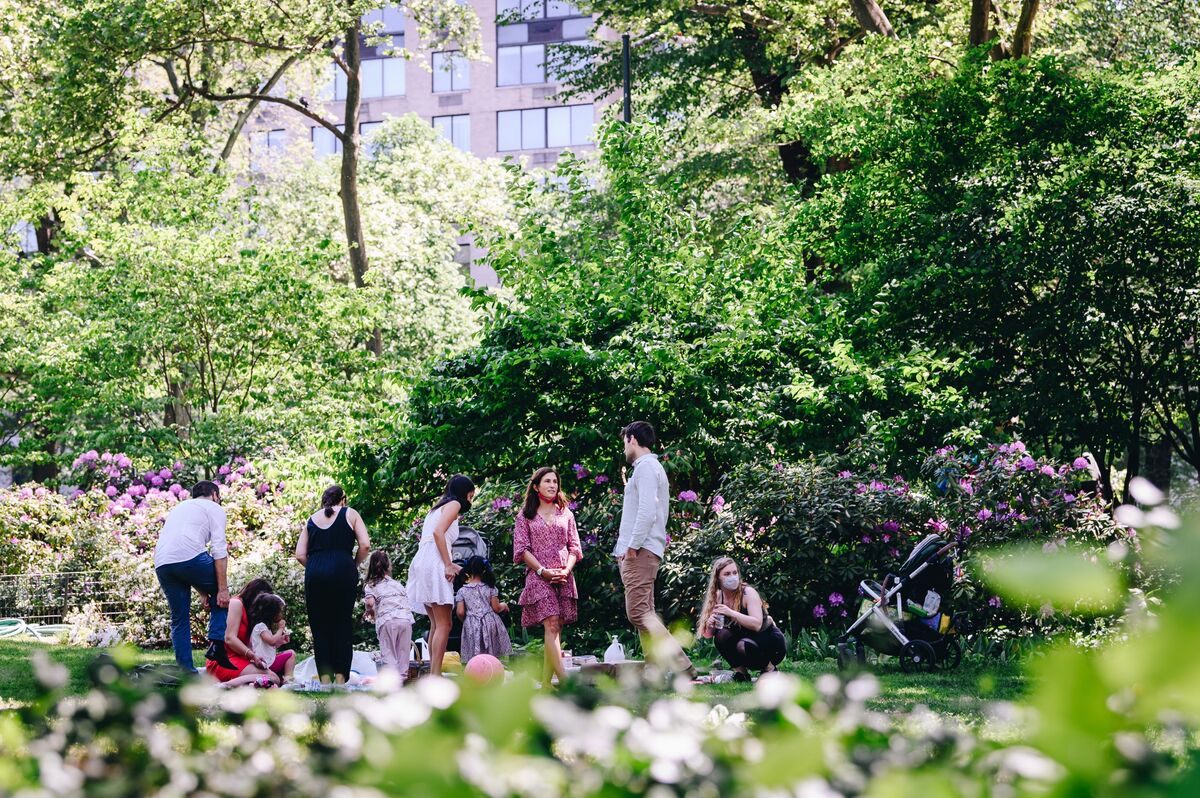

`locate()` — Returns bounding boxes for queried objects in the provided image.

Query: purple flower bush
[0,453,306,647]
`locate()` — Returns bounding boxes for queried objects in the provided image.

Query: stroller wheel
[899,640,937,674]
[937,638,962,670]
[855,640,866,665]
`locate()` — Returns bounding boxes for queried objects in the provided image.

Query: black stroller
[836,534,968,673]
[446,526,512,655]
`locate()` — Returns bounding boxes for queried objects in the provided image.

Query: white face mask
[720,575,740,591]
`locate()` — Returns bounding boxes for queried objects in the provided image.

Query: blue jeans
[155,553,228,673]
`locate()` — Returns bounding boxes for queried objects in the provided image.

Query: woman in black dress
[294,485,371,684]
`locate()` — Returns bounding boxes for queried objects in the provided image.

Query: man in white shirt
[613,421,696,679]
[154,480,231,673]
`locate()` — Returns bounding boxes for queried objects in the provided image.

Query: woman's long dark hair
[249,593,286,633]
[462,555,496,588]
[238,578,275,612]
[321,485,346,518]
[366,550,391,587]
[432,474,475,514]
[522,466,567,520]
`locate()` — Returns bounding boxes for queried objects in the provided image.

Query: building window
[432,51,470,92]
[362,5,405,34]
[497,44,546,86]
[328,57,405,100]
[312,124,345,157]
[13,221,38,253]
[250,128,287,152]
[497,0,580,20]
[497,104,593,151]
[433,114,471,152]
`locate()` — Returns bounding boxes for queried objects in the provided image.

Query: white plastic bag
[603,635,626,664]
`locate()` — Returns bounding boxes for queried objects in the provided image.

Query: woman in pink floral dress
[513,466,583,687]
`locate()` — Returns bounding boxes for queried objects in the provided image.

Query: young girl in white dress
[407,474,475,677]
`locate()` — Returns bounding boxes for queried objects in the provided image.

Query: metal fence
[0,570,130,625]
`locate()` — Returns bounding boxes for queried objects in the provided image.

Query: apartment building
[248,1,600,284]
[253,1,599,164]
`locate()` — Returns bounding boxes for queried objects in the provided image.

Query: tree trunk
[35,209,59,254]
[338,22,382,355]
[849,0,896,37]
[1011,0,1040,58]
[734,28,822,192]
[1143,437,1172,498]
[969,0,990,46]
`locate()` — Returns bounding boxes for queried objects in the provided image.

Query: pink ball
[464,654,504,684]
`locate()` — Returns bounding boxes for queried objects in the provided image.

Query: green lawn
[0,639,199,706]
[0,639,1027,727]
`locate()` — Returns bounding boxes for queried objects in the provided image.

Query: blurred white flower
[1113,504,1145,528]
[1128,476,1165,506]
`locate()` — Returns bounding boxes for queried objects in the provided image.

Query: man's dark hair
[192,480,221,500]
[621,421,657,449]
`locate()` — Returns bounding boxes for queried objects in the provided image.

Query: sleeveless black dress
[304,507,359,681]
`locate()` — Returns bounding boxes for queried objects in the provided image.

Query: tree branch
[191,85,345,140]
[690,3,783,31]
[217,54,302,163]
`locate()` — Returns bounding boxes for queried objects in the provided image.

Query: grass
[0,639,1027,728]
[683,659,1027,731]
[0,638,198,706]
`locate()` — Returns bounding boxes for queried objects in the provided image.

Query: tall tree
[0,0,481,353]
[557,0,923,193]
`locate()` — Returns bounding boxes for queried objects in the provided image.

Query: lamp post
[621,34,632,123]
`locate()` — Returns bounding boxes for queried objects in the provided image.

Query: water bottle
[603,635,626,663]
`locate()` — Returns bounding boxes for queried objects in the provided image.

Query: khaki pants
[377,620,413,681]
[619,552,693,673]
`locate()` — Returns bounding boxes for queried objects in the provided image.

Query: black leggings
[715,623,787,672]
[305,553,358,681]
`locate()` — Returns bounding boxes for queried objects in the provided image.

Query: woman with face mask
[513,466,584,687]
[698,557,787,681]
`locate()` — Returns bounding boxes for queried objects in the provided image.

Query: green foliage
[1,118,505,480]
[356,122,987,526]
[786,48,1200,494]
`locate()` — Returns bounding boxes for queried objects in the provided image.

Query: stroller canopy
[451,525,489,564]
[898,534,948,578]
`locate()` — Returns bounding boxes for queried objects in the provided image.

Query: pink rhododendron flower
[594,475,609,485]
[105,486,118,498]
[677,490,698,502]
[812,605,827,618]
[828,592,844,606]
[1039,465,1056,477]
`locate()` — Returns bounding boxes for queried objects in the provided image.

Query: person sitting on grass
[205,578,295,688]
[697,557,786,682]
[248,594,292,688]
